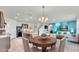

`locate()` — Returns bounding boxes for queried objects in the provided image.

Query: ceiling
[0,6,79,23]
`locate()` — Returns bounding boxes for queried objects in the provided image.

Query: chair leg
[51,45,56,49]
[33,44,38,48]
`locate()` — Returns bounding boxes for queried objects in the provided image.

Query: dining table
[29,36,57,52]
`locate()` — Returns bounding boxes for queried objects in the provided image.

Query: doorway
[16,26,22,37]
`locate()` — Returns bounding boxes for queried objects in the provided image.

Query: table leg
[42,47,47,52]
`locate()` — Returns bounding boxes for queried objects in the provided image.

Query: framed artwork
[22,24,28,29]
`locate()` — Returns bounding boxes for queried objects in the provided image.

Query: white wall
[5,18,23,39]
[5,18,38,39]
[4,15,79,39]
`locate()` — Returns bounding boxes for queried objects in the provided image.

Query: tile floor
[8,37,79,52]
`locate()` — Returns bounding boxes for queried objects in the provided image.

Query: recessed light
[14,16,18,19]
[29,16,33,19]
[16,13,20,16]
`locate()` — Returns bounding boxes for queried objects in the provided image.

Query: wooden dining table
[29,36,57,52]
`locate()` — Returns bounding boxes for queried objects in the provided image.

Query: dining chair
[22,37,40,52]
[48,34,56,50]
[58,37,66,52]
[22,32,40,49]
[22,32,32,41]
[48,37,66,52]
[0,34,10,52]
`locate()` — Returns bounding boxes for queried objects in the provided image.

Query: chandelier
[38,6,48,23]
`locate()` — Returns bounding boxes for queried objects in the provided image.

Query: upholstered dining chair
[58,37,66,52]
[22,32,32,41]
[0,34,10,52]
[22,37,40,52]
[49,37,66,52]
[47,34,56,50]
